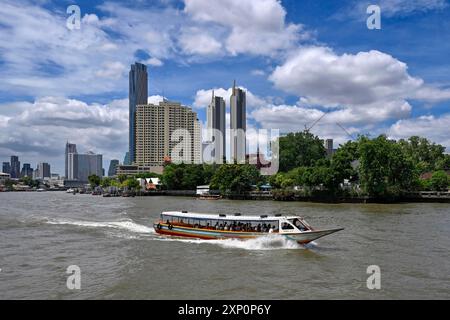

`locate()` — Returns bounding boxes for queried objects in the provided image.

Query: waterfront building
[108,159,119,177]
[230,80,246,163]
[21,163,33,178]
[68,151,103,182]
[2,162,11,174]
[36,162,51,179]
[10,155,20,179]
[206,91,226,163]
[65,142,78,179]
[135,100,200,166]
[0,172,10,185]
[116,164,163,176]
[129,62,148,164]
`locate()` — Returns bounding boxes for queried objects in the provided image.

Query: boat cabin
[158,211,312,233]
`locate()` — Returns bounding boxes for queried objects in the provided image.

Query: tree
[430,171,449,191]
[123,178,140,191]
[88,175,101,188]
[278,131,326,172]
[210,164,261,194]
[101,177,112,188]
[358,135,416,197]
[398,136,446,173]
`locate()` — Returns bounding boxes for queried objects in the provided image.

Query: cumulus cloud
[144,57,164,67]
[0,97,129,174]
[388,114,450,150]
[183,0,310,56]
[193,86,266,109]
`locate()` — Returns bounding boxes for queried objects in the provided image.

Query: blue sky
[0,0,449,174]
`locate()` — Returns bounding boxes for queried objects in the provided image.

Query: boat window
[281,222,294,230]
[289,218,308,231]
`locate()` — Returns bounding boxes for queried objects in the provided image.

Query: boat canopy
[160,211,302,222]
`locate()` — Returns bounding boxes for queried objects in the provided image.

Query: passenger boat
[153,211,343,244]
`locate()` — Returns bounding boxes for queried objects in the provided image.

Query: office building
[65,142,78,179]
[108,159,119,177]
[10,156,20,179]
[68,151,103,182]
[206,91,226,163]
[123,152,130,165]
[129,62,148,164]
[135,100,201,166]
[37,162,51,179]
[2,162,11,174]
[325,139,335,157]
[21,163,33,178]
[230,80,246,163]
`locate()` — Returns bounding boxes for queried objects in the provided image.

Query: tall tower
[207,90,226,163]
[230,80,246,163]
[10,155,20,178]
[129,62,148,164]
[65,141,77,179]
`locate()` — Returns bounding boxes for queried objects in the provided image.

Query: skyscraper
[36,162,51,179]
[135,100,200,166]
[68,151,103,182]
[65,142,77,179]
[129,62,148,164]
[2,162,10,174]
[325,139,334,157]
[10,156,20,179]
[206,91,226,163]
[21,163,33,178]
[230,80,246,163]
[108,159,119,177]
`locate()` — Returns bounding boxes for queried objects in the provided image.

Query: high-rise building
[68,151,103,182]
[108,159,119,177]
[206,91,226,163]
[21,163,33,178]
[230,80,246,163]
[36,162,51,179]
[325,139,334,157]
[194,119,202,164]
[10,156,20,179]
[129,62,148,164]
[65,142,78,179]
[135,101,200,166]
[2,162,11,174]
[123,152,130,165]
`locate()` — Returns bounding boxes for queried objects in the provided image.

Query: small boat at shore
[153,211,343,245]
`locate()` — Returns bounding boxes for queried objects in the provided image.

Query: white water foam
[46,218,155,234]
[155,234,304,250]
[46,219,306,250]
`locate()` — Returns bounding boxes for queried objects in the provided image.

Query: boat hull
[153,223,343,244]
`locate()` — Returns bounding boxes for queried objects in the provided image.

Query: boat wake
[46,218,155,235]
[45,219,310,250]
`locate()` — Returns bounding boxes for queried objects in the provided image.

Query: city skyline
[1,0,450,174]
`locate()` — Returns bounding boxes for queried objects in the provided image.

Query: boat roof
[161,211,301,221]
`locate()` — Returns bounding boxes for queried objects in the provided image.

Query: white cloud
[184,0,310,56]
[178,27,223,55]
[0,97,129,174]
[144,57,164,67]
[193,86,266,109]
[95,61,127,79]
[388,114,450,150]
[251,69,266,76]
[374,0,447,17]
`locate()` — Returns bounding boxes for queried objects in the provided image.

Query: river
[0,192,449,299]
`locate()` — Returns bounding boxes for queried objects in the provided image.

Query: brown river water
[0,192,449,299]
